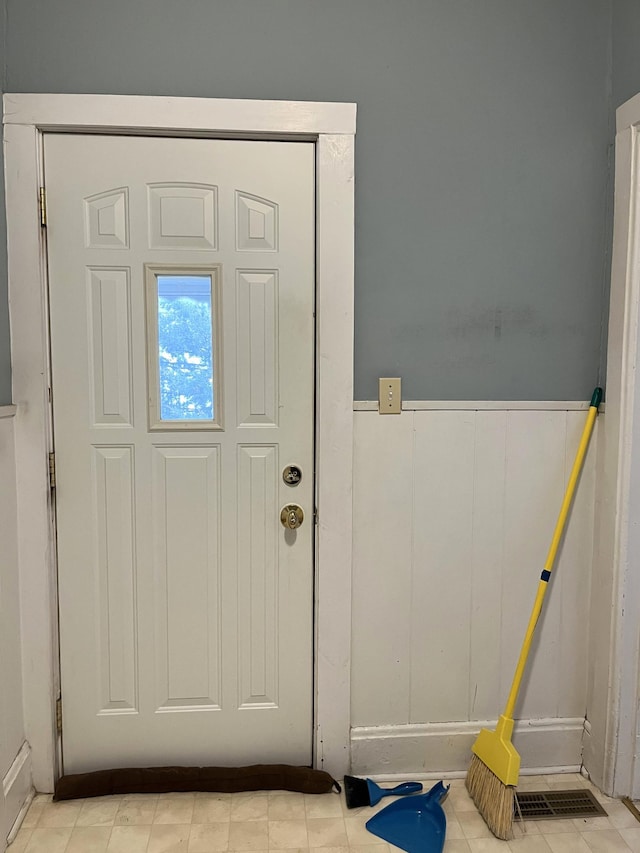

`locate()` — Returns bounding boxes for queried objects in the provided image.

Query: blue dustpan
[365,780,449,853]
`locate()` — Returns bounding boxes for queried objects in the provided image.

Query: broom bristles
[465,753,515,840]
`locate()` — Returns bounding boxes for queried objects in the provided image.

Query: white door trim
[587,91,640,799]
[3,93,356,791]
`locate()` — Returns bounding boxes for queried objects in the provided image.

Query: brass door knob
[280,504,304,530]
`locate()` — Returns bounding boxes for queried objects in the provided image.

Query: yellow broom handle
[503,389,602,720]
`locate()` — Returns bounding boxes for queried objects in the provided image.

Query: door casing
[583,90,640,800]
[4,93,356,791]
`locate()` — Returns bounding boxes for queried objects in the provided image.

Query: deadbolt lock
[283,465,302,486]
[280,504,304,530]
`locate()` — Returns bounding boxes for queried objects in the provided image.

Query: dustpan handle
[503,387,602,720]
[385,782,423,797]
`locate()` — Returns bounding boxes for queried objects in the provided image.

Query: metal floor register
[515,789,607,820]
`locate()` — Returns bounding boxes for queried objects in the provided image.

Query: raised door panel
[94,446,138,715]
[84,187,130,249]
[148,183,218,250]
[152,446,221,711]
[237,445,278,709]
[236,271,278,427]
[87,268,133,427]
[236,192,278,251]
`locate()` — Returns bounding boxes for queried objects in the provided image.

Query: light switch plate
[379,377,402,414]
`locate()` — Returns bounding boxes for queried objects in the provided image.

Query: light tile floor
[7,773,640,853]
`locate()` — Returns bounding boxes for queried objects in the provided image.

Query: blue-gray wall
[613,0,640,109]
[0,1,617,401]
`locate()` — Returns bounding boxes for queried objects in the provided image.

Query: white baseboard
[350,718,586,776]
[2,742,32,849]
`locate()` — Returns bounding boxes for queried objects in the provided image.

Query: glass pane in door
[156,274,214,421]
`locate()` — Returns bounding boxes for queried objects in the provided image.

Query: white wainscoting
[351,405,597,775]
[0,411,31,850]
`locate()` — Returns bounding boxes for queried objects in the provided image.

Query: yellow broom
[465,386,603,839]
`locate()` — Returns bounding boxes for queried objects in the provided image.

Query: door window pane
[145,265,221,430]
[157,275,214,420]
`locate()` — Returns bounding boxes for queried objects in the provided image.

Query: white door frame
[586,91,640,799]
[3,93,356,791]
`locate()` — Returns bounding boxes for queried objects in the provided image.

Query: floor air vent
[515,789,607,820]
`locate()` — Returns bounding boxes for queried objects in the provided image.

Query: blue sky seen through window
[157,275,214,421]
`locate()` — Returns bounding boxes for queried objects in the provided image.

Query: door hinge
[48,452,56,489]
[39,187,47,227]
[56,697,62,734]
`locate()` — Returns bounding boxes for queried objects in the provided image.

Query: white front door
[44,134,315,774]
